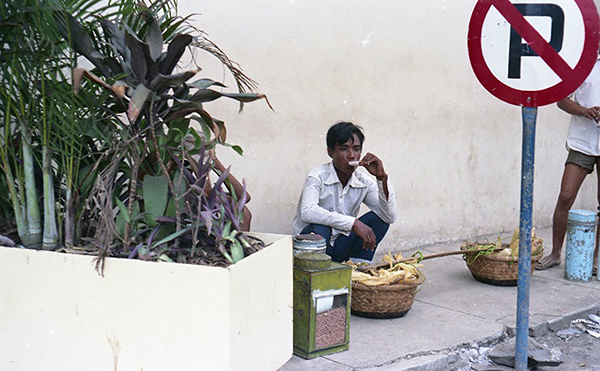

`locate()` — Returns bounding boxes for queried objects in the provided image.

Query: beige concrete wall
[178,0,598,251]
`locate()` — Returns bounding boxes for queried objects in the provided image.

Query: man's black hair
[326,121,365,149]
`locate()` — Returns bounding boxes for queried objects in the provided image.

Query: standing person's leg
[537,162,589,269]
[329,211,390,263]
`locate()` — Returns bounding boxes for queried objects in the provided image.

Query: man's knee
[300,224,332,242]
[557,190,578,209]
[359,212,390,240]
[359,211,385,225]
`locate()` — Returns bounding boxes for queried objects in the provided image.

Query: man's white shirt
[293,162,397,243]
[566,59,600,156]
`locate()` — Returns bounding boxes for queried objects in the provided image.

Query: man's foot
[535,255,560,270]
[593,266,597,277]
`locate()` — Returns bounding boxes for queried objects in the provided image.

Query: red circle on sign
[468,0,600,107]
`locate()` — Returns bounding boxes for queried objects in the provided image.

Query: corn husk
[461,227,544,262]
[508,227,544,256]
[346,252,423,286]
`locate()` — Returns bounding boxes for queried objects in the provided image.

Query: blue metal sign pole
[515,106,537,370]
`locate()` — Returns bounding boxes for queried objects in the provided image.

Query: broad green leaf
[127,84,152,123]
[78,164,96,197]
[166,128,185,147]
[53,10,111,77]
[190,116,212,143]
[159,34,193,75]
[190,89,273,111]
[100,19,127,58]
[116,200,139,237]
[223,221,231,237]
[189,89,222,103]
[231,145,243,156]
[165,119,191,147]
[221,143,243,156]
[170,97,203,109]
[157,254,174,263]
[124,31,150,83]
[144,13,163,61]
[142,175,169,227]
[188,78,226,90]
[220,92,274,111]
[192,113,226,144]
[138,244,149,256]
[220,243,234,264]
[230,239,244,263]
[187,127,203,154]
[115,198,131,223]
[149,70,198,93]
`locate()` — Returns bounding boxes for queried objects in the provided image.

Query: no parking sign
[468,0,600,107]
[466,1,599,369]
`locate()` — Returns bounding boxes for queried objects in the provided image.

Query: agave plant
[55,0,271,269]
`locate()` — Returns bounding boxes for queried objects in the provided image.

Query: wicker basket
[351,274,425,319]
[461,240,543,286]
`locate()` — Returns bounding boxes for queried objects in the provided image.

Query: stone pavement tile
[359,353,459,371]
[279,356,352,371]
[281,300,503,370]
[505,275,600,328]
[415,252,523,322]
[319,301,504,369]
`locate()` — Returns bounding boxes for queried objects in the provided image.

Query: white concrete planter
[0,233,292,371]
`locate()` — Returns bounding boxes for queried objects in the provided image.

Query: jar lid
[568,209,597,223]
[294,252,331,270]
[293,234,326,248]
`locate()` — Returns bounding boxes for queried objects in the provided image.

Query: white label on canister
[312,288,349,314]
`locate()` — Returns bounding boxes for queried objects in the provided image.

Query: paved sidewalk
[280,227,600,371]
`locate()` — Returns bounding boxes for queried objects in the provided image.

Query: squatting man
[293,121,397,263]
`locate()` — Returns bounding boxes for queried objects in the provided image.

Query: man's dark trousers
[299,211,390,263]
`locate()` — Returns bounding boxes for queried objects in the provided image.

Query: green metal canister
[293,253,351,359]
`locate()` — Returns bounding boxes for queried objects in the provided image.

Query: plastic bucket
[564,210,596,282]
[293,234,326,255]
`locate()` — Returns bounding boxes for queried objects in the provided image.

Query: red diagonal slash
[491,0,574,79]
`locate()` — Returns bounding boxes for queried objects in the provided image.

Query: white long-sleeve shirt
[293,162,397,242]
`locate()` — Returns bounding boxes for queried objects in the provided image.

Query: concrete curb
[543,301,600,334]
[365,330,508,371]
[357,353,459,371]
[503,301,600,338]
[406,302,600,371]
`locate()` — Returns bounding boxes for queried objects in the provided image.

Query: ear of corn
[509,227,542,257]
[462,226,544,262]
[347,258,423,286]
[382,251,404,267]
[510,227,519,245]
